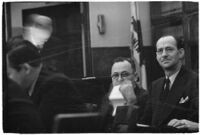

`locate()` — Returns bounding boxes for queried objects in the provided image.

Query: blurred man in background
[7,13,53,51]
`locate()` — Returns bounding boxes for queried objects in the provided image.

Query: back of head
[24,14,53,33]
[7,40,42,71]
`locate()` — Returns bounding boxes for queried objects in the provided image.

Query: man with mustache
[139,35,198,132]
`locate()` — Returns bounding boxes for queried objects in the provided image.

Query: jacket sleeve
[38,76,85,132]
[137,85,153,125]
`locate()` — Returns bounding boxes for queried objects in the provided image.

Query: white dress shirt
[166,69,181,90]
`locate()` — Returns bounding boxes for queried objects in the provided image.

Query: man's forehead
[156,36,177,47]
[111,61,133,73]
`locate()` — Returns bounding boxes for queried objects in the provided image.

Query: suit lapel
[30,68,47,105]
[152,78,165,125]
[155,67,186,125]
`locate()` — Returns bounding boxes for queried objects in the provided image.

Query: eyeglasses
[111,71,132,80]
[156,47,175,55]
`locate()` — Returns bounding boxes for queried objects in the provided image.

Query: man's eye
[111,74,119,78]
[157,49,162,53]
[121,72,130,77]
[166,48,174,52]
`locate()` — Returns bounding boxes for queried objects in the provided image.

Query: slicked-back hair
[7,40,42,71]
[112,57,136,72]
[175,36,184,49]
[156,35,184,49]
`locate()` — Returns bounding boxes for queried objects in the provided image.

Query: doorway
[23,3,87,78]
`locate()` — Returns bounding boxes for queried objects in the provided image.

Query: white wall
[89,2,131,48]
[10,2,132,48]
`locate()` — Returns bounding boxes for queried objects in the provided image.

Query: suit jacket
[4,79,45,133]
[31,69,86,132]
[100,84,148,132]
[105,84,148,117]
[140,66,198,127]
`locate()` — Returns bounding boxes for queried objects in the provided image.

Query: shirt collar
[166,69,181,88]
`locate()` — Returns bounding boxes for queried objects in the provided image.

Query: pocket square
[179,96,189,104]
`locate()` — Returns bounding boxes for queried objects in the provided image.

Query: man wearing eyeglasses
[139,35,198,132]
[101,57,148,132]
[110,57,147,108]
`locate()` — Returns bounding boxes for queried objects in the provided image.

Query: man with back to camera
[101,57,148,132]
[138,35,198,132]
[3,78,45,133]
[6,40,86,132]
[7,13,63,72]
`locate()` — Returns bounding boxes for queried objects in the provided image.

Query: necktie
[160,78,170,102]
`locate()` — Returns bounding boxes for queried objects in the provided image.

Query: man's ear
[21,63,32,74]
[179,48,185,59]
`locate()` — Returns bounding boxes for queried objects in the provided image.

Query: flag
[130,2,147,89]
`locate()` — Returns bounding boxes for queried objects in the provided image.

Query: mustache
[160,58,171,62]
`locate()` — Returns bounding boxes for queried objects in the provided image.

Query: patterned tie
[160,77,170,102]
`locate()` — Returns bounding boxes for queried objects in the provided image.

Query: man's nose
[117,75,124,81]
[161,49,168,56]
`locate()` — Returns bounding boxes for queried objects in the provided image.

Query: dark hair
[112,57,136,72]
[175,36,184,49]
[7,40,41,71]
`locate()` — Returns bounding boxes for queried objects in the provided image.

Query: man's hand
[119,80,137,105]
[168,119,199,131]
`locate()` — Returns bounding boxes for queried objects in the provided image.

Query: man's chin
[37,44,44,49]
[161,64,172,69]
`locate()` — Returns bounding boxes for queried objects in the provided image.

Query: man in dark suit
[139,35,198,132]
[109,57,148,116]
[3,78,45,133]
[101,57,148,132]
[31,67,86,132]
[7,40,86,132]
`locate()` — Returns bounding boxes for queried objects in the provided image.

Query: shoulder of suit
[181,67,198,80]
[45,73,71,84]
[38,69,72,88]
[40,68,69,80]
[152,77,165,85]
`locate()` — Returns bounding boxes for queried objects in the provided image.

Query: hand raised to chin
[119,80,137,105]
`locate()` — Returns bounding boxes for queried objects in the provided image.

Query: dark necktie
[160,78,170,102]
